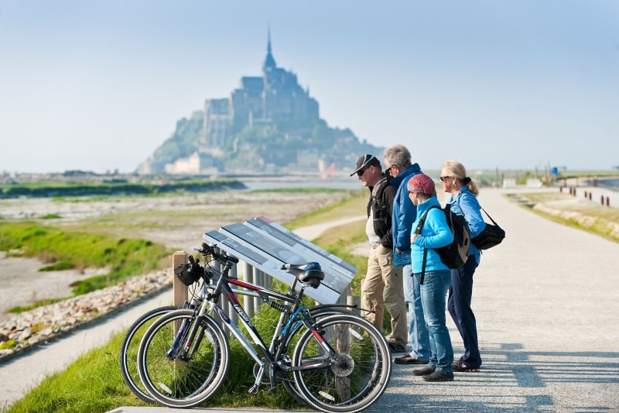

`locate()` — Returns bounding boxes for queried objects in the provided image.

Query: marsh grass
[285,189,366,229]
[0,222,171,296]
[4,189,370,412]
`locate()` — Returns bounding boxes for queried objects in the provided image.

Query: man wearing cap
[384,144,430,364]
[351,154,408,352]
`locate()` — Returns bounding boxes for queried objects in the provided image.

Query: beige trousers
[361,245,407,346]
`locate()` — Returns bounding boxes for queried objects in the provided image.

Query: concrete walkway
[3,188,619,412]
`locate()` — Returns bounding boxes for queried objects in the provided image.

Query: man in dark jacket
[351,154,408,352]
[384,145,430,364]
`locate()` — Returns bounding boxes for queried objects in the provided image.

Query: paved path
[3,188,619,412]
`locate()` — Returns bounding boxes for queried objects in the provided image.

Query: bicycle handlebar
[196,242,239,265]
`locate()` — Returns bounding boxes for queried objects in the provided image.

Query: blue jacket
[411,197,454,274]
[390,163,422,266]
[446,187,486,263]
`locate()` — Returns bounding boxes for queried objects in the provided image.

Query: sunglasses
[357,167,368,177]
[439,176,453,182]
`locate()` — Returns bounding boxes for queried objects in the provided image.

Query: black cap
[350,154,381,177]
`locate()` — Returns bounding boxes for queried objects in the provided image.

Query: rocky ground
[0,269,171,361]
[0,189,349,361]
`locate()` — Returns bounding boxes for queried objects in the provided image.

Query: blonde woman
[440,160,485,372]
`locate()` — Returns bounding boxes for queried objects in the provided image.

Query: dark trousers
[448,255,482,368]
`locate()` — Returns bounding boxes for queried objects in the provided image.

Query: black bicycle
[136,242,391,412]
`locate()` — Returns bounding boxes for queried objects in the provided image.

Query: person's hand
[411,234,419,244]
[396,248,402,255]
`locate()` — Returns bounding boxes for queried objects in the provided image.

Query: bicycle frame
[181,256,343,394]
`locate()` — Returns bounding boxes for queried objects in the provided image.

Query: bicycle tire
[280,308,355,406]
[119,305,178,403]
[137,309,229,408]
[292,313,392,413]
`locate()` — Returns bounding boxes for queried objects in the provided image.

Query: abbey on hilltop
[138,32,380,175]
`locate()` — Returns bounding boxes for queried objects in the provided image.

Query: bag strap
[480,207,501,228]
[415,206,439,285]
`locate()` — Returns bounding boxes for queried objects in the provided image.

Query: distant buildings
[138,32,380,175]
[204,31,320,150]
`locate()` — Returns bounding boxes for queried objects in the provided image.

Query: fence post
[243,262,255,318]
[172,251,188,308]
[253,268,263,312]
[229,263,239,325]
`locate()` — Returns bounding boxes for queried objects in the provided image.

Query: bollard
[172,251,188,308]
[559,186,563,193]
[606,197,610,207]
[589,192,592,201]
[601,195,605,206]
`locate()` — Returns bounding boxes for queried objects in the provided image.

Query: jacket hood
[390,163,421,188]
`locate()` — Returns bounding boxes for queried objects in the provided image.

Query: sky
[1,0,618,174]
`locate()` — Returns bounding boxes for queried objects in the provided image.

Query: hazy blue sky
[1,0,618,174]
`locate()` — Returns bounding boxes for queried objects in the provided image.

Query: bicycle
[137,242,391,412]
[119,250,368,406]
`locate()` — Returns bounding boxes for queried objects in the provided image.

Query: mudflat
[0,190,348,313]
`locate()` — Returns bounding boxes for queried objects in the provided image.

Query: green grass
[4,189,371,412]
[285,189,366,229]
[9,298,69,314]
[509,191,619,243]
[0,222,171,296]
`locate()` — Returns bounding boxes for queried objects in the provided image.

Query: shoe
[412,366,435,376]
[394,354,429,365]
[387,341,407,353]
[452,360,480,372]
[422,370,454,382]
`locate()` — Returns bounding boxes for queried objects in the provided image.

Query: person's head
[440,160,479,196]
[407,173,436,206]
[351,154,383,187]
[384,145,412,179]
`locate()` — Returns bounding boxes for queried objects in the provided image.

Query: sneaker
[422,370,454,382]
[394,354,429,365]
[387,341,407,353]
[452,361,481,372]
[412,366,435,376]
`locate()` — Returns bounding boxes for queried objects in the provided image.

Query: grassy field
[3,189,369,413]
[510,191,619,243]
[0,222,171,302]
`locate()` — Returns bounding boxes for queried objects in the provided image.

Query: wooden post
[606,197,610,207]
[172,251,188,308]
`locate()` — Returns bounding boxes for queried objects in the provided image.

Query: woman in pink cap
[407,173,455,382]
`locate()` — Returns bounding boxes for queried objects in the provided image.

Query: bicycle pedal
[266,387,277,396]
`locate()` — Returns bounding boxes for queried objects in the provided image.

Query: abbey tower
[203,32,320,149]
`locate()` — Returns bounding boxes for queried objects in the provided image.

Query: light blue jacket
[390,163,422,266]
[411,197,454,274]
[446,187,486,263]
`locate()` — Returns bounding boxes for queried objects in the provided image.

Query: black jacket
[366,176,396,249]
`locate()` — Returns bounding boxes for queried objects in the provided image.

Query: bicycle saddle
[283,262,325,288]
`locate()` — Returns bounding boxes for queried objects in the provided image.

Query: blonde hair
[442,160,479,197]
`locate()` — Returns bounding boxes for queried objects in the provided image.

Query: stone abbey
[204,32,320,149]
[138,33,379,175]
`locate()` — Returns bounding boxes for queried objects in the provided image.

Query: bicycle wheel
[119,305,177,403]
[138,309,229,408]
[280,308,355,406]
[292,314,391,413]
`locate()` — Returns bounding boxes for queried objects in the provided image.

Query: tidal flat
[0,189,349,312]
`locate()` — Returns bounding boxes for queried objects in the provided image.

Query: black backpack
[415,204,470,284]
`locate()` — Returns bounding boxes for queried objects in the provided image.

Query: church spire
[263,27,276,72]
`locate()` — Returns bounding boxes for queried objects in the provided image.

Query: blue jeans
[403,264,430,360]
[448,255,482,368]
[415,269,453,373]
